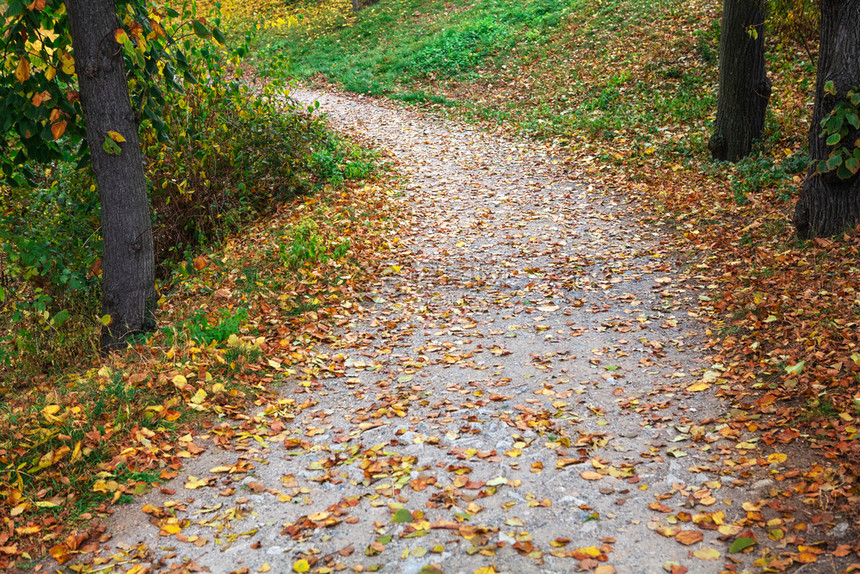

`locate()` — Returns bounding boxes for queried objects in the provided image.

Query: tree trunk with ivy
[66,0,157,351]
[793,0,860,238]
[708,0,772,162]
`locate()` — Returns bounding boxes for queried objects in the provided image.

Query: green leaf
[785,361,805,376]
[824,80,836,95]
[191,19,211,38]
[102,136,121,155]
[392,508,413,523]
[847,113,860,130]
[729,537,757,553]
[826,155,843,171]
[419,566,443,574]
[826,133,842,146]
[213,27,226,45]
[51,309,70,327]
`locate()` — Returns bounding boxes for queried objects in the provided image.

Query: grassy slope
[257,0,812,164]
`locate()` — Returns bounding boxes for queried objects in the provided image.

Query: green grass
[256,0,574,93]
[248,0,811,199]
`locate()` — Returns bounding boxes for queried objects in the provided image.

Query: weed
[280,219,351,270]
[180,307,250,346]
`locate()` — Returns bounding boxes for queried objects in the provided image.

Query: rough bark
[708,0,772,162]
[793,0,860,238]
[66,0,156,351]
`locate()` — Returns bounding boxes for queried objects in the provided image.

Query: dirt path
[95,89,763,574]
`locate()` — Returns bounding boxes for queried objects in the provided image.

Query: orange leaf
[795,552,818,563]
[580,470,602,480]
[51,120,67,141]
[31,91,51,107]
[675,530,704,545]
[49,543,72,564]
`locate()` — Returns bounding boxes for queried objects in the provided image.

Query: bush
[0,9,375,381]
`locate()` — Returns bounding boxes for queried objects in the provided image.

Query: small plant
[180,307,250,346]
[816,83,860,180]
[279,219,351,270]
[729,149,809,204]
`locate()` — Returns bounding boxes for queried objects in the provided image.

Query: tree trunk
[66,0,156,351]
[708,0,772,162]
[793,0,860,238]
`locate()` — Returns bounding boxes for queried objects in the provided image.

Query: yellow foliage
[200,0,353,33]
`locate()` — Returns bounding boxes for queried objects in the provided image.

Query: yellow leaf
[37,450,55,469]
[43,404,61,416]
[190,388,207,404]
[172,374,188,388]
[160,522,181,535]
[293,559,310,573]
[60,52,75,75]
[35,500,60,507]
[15,58,30,83]
[474,568,498,574]
[258,564,271,573]
[767,453,787,464]
[686,381,710,392]
[184,476,209,489]
[580,470,603,481]
[573,546,601,558]
[694,547,721,560]
[100,314,112,326]
[114,28,130,44]
[107,130,126,143]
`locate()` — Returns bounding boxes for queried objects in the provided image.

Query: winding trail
[99,89,762,573]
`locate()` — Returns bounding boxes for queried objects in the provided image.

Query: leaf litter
[35,88,860,573]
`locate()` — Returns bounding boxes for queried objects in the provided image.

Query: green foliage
[0,0,225,184]
[816,84,860,180]
[280,219,351,270]
[0,2,377,380]
[254,0,569,94]
[403,19,508,77]
[181,307,250,346]
[729,149,809,205]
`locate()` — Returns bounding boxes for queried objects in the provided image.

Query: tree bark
[66,0,156,351]
[793,0,860,238]
[708,0,772,162]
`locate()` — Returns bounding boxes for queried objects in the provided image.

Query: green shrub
[0,13,376,381]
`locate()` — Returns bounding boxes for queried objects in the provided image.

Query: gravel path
[96,89,761,574]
